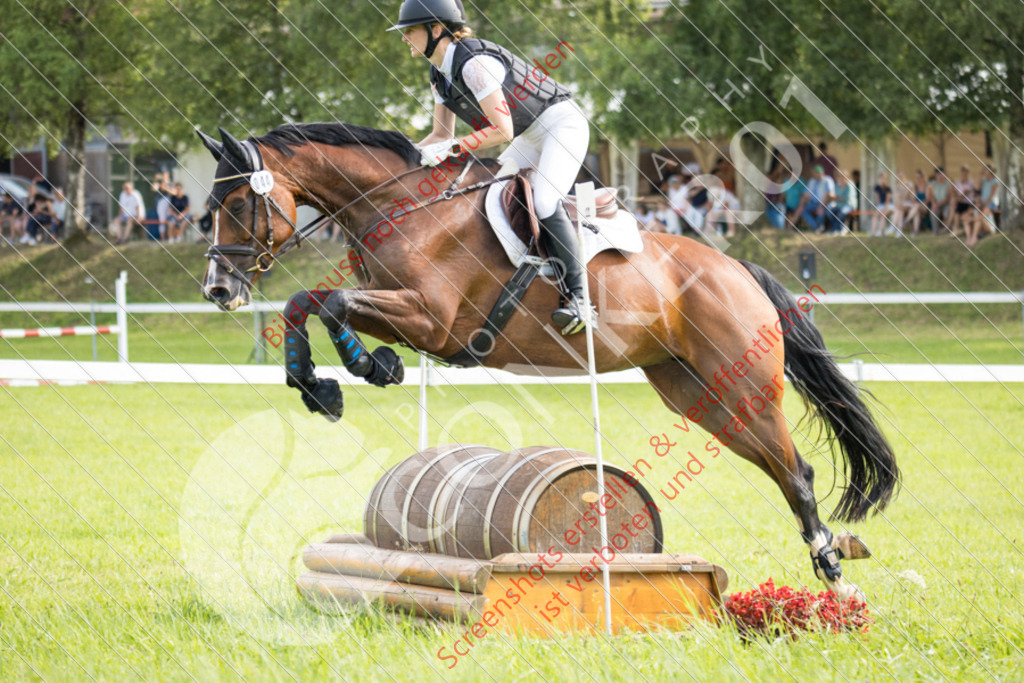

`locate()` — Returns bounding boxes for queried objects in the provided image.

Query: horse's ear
[218,127,250,169]
[196,128,223,161]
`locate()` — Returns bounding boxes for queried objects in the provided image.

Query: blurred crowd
[636,143,1002,249]
[0,171,208,248]
[634,156,742,239]
[110,172,200,245]
[0,175,66,246]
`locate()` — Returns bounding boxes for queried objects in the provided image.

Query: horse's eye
[226,197,246,213]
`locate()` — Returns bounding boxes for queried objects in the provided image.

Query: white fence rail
[1,271,1022,383]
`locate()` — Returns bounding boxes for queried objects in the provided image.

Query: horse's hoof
[301,378,344,421]
[366,347,404,387]
[834,580,866,604]
[833,533,872,560]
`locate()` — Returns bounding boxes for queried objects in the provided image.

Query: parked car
[0,174,32,205]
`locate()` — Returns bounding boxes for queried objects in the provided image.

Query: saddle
[501,174,620,256]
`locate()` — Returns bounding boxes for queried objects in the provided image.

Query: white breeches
[498,100,590,219]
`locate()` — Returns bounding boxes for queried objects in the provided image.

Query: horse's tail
[739,260,900,523]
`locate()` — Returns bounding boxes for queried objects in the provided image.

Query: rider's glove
[417,138,459,167]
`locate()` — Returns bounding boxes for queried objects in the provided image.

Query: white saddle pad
[485,180,644,277]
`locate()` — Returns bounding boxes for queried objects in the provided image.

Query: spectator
[166,183,192,243]
[948,165,976,238]
[152,172,172,241]
[634,202,661,232]
[909,169,930,235]
[661,176,685,235]
[25,193,58,243]
[830,171,857,234]
[654,156,681,195]
[764,164,789,229]
[966,164,999,247]
[796,165,836,233]
[813,142,840,180]
[668,169,708,235]
[890,171,918,236]
[53,188,67,233]
[851,169,869,231]
[653,200,676,235]
[1,190,24,245]
[783,168,808,228]
[705,190,739,237]
[928,167,954,232]
[112,181,145,245]
[30,174,53,195]
[711,156,736,193]
[870,172,893,236]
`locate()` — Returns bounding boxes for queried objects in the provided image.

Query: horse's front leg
[281,290,346,421]
[318,289,405,387]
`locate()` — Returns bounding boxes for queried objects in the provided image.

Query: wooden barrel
[364,445,662,559]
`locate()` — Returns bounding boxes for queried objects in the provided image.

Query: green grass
[2,231,1024,365]
[1,381,1022,681]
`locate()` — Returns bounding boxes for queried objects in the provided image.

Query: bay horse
[197,123,898,601]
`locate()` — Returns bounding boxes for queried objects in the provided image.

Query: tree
[887,0,1024,230]
[0,0,163,238]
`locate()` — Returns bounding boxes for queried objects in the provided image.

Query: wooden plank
[481,553,726,636]
[302,543,492,594]
[297,571,485,622]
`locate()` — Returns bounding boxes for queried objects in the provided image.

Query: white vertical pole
[574,182,612,635]
[115,270,128,363]
[418,355,430,451]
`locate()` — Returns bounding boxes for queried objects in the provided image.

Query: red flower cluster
[721,579,872,639]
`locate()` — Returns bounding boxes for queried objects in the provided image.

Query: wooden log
[302,543,492,593]
[297,571,484,622]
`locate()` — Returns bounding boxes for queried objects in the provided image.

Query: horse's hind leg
[644,358,866,601]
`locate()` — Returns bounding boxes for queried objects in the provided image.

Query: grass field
[2,231,1023,680]
[1,379,1022,681]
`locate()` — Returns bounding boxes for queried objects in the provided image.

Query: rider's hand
[417,138,458,167]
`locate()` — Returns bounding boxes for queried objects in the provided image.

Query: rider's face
[400,25,430,59]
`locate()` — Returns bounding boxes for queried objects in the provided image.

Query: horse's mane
[255,122,421,165]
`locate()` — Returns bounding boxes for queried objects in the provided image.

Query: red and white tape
[0,325,120,339]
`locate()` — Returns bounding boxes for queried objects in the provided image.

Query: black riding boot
[539,203,591,335]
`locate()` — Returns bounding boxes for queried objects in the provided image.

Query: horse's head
[198,128,298,311]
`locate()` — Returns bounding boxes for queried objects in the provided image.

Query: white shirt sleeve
[431,81,444,105]
[461,56,506,100]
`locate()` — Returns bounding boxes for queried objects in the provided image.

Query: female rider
[388,0,591,335]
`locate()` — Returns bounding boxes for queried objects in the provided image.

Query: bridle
[206,139,299,287]
[206,139,504,288]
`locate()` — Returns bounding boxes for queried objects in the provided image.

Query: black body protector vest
[430,38,572,136]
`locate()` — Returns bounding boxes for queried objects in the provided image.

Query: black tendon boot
[539,203,591,335]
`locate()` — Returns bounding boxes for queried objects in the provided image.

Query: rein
[207,143,503,287]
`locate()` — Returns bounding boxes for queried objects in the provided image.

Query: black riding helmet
[387,0,467,59]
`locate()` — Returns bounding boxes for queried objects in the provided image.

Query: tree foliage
[2,1,1021,231]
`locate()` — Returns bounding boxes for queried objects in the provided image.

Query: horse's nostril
[206,286,230,302]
